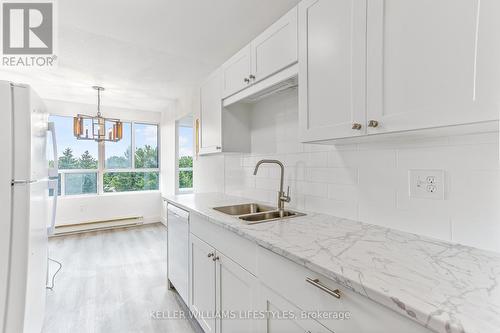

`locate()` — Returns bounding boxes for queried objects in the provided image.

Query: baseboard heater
[52,216,144,236]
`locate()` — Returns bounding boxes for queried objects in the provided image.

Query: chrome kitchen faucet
[253,159,291,211]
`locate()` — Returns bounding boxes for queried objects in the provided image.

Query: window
[135,123,159,168]
[49,115,160,196]
[103,122,159,193]
[49,115,98,196]
[177,116,193,192]
[105,121,132,169]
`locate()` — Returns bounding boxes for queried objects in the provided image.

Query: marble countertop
[164,192,500,333]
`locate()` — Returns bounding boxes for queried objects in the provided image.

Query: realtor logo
[2,2,53,54]
[1,1,56,67]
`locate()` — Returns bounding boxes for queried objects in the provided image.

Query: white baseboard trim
[143,216,162,225]
[52,216,161,236]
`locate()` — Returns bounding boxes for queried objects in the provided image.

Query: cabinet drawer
[190,212,257,275]
[257,247,431,333]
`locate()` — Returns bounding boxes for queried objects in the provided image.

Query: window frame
[102,121,160,194]
[50,115,161,197]
[176,118,193,194]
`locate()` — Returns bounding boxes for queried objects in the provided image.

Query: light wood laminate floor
[43,223,199,333]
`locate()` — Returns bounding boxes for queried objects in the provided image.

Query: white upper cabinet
[221,45,252,98]
[298,0,367,142]
[198,68,251,156]
[366,0,500,134]
[251,7,298,84]
[199,70,222,155]
[221,7,299,100]
[298,0,500,143]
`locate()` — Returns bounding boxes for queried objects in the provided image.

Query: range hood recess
[242,76,297,103]
[223,63,298,107]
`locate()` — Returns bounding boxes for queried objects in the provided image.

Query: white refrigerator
[0,81,58,333]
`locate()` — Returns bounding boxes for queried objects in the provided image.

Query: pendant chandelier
[73,86,123,142]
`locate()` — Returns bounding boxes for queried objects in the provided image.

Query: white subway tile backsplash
[328,149,397,169]
[305,152,329,167]
[397,144,499,171]
[266,165,306,182]
[447,131,499,145]
[448,170,500,252]
[305,167,358,185]
[276,140,303,154]
[255,177,281,191]
[328,184,359,202]
[304,196,358,220]
[217,89,500,253]
[358,136,450,151]
[293,180,328,198]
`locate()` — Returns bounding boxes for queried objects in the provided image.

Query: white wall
[55,192,162,225]
[198,89,500,253]
[45,99,163,123]
[45,99,164,226]
[160,86,198,196]
[190,85,226,194]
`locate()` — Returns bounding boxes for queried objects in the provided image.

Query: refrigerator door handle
[47,122,58,235]
[48,179,58,236]
[48,122,58,178]
[11,179,37,185]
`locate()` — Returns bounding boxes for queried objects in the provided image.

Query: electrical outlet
[409,170,445,200]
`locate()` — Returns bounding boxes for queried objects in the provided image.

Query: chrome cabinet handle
[352,123,362,130]
[249,74,256,80]
[216,146,221,150]
[305,277,341,299]
[368,120,379,128]
[207,252,214,258]
[244,77,250,83]
[212,256,220,262]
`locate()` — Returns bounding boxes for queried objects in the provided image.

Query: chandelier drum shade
[73,86,123,142]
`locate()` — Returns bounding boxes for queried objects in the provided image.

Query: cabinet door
[222,45,252,98]
[298,0,367,142]
[216,252,261,333]
[366,0,500,134]
[251,7,298,84]
[199,70,222,155]
[260,285,332,333]
[190,234,216,333]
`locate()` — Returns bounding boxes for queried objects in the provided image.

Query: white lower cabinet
[161,198,168,226]
[258,246,432,333]
[190,234,217,333]
[189,233,261,333]
[259,284,332,333]
[187,212,432,333]
[217,251,261,333]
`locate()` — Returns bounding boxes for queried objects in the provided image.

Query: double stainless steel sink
[213,203,305,224]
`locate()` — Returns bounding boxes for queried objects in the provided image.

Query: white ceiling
[0,0,299,112]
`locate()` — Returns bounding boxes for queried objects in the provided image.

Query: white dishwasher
[167,203,189,303]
